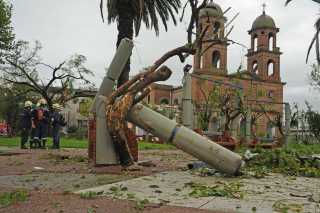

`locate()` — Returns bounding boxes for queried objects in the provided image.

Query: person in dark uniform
[32,99,50,149]
[51,103,66,149]
[29,103,37,149]
[20,101,33,149]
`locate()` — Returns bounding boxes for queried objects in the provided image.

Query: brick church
[147,2,285,139]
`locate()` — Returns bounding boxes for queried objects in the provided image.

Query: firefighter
[20,101,33,149]
[51,103,66,149]
[32,99,50,149]
[29,103,37,149]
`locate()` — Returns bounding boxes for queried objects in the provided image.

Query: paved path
[78,171,320,213]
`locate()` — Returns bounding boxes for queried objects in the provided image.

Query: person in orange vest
[32,99,50,149]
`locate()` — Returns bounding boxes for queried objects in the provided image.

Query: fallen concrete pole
[92,38,134,165]
[128,104,243,175]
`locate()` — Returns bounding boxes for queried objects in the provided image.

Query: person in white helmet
[51,103,66,149]
[32,99,50,149]
[20,101,33,149]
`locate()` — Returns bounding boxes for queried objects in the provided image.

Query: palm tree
[100,0,181,87]
[286,0,320,63]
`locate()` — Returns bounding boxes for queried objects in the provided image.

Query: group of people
[20,99,66,149]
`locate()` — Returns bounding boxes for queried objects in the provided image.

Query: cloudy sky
[10,0,320,109]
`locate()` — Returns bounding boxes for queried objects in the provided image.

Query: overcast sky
[10,0,320,109]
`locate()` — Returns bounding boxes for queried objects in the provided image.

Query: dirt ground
[1,147,319,213]
[0,147,224,213]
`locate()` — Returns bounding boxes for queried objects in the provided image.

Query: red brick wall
[88,117,96,164]
[88,118,138,166]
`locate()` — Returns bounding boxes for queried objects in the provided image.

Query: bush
[67,126,78,134]
[67,127,87,139]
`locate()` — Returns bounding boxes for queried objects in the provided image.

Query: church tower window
[267,60,275,76]
[212,51,221,69]
[268,33,274,51]
[252,61,258,74]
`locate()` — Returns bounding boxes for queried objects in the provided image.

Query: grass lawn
[0,137,175,150]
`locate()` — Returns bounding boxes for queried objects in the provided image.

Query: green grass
[138,142,174,150]
[0,137,87,149]
[0,137,175,150]
[0,191,28,208]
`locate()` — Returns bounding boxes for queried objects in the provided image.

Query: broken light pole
[182,64,194,129]
[91,38,134,165]
[93,39,244,174]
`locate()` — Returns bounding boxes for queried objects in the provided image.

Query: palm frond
[286,0,320,5]
[306,17,320,63]
[103,0,181,36]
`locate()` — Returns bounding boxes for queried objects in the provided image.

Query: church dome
[251,12,276,30]
[199,2,223,18]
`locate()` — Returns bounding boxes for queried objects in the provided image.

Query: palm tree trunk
[116,3,134,87]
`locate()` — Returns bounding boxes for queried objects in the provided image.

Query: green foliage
[291,102,320,143]
[186,182,245,199]
[0,0,14,61]
[242,144,320,178]
[101,0,181,36]
[0,191,28,208]
[310,64,320,89]
[108,185,128,198]
[134,198,150,210]
[272,200,303,213]
[257,89,265,97]
[80,191,103,199]
[67,127,88,140]
[305,102,320,141]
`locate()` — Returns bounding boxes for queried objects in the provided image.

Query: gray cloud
[10,0,320,109]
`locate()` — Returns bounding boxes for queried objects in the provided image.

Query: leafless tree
[0,41,95,111]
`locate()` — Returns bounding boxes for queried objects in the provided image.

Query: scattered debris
[33,166,45,170]
[272,200,304,213]
[185,181,245,199]
[243,150,259,161]
[242,147,320,178]
[137,160,156,167]
[80,191,103,199]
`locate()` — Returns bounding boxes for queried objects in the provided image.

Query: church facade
[147,3,285,140]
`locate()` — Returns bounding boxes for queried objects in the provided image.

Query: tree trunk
[116,3,134,87]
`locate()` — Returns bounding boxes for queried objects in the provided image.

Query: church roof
[251,12,276,30]
[199,2,223,18]
[228,70,262,81]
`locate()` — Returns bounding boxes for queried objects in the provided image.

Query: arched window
[252,61,258,74]
[267,122,276,139]
[267,60,275,76]
[268,33,274,51]
[160,98,169,105]
[213,22,221,38]
[253,35,258,52]
[174,99,179,105]
[212,51,221,69]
